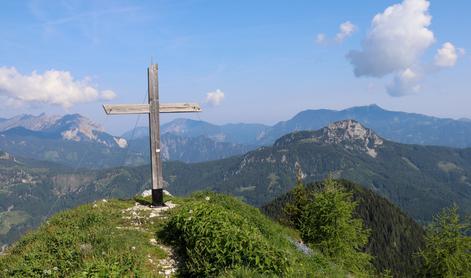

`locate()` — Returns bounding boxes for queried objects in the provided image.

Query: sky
[0,0,470,135]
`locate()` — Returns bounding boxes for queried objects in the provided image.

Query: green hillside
[262,179,425,277]
[0,193,359,277]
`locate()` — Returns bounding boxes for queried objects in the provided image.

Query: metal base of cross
[152,189,164,206]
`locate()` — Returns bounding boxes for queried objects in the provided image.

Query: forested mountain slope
[164,120,471,222]
[262,180,425,277]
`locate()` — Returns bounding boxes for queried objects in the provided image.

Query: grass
[0,198,168,277]
[0,192,351,277]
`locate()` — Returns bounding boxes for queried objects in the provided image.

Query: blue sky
[0,0,470,135]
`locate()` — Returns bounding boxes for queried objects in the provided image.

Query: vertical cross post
[148,64,164,206]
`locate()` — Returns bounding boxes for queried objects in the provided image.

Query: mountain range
[2,119,471,249]
[0,114,250,167]
[2,104,471,169]
[124,104,471,148]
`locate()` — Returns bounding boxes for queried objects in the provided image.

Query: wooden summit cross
[103,64,201,206]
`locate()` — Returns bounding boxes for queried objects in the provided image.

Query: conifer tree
[285,178,372,273]
[418,204,471,277]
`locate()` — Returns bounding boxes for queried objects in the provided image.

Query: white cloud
[316,21,356,45]
[386,68,422,97]
[347,0,434,77]
[335,21,357,42]
[347,0,463,97]
[315,33,326,44]
[205,89,224,106]
[0,67,116,108]
[100,90,117,100]
[434,42,458,68]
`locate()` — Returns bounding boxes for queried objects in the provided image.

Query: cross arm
[160,103,202,113]
[103,103,202,115]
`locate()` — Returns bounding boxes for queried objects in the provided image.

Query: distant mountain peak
[275,120,384,158]
[343,104,385,112]
[0,113,126,148]
[321,120,384,157]
[0,113,60,132]
[323,119,381,142]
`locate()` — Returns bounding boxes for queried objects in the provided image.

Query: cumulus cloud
[205,89,224,106]
[434,42,458,68]
[386,68,421,96]
[346,0,463,97]
[0,67,116,108]
[335,21,357,42]
[347,0,434,77]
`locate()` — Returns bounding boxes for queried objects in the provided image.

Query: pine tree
[418,204,471,277]
[285,178,372,273]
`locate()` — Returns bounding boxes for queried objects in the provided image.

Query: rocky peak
[0,113,126,148]
[53,114,104,141]
[0,113,60,132]
[322,120,382,144]
[321,120,384,157]
[274,120,384,158]
[53,114,126,148]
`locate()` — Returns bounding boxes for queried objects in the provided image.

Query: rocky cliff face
[274,120,384,158]
[321,120,384,157]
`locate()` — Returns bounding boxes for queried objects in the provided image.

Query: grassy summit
[0,192,356,277]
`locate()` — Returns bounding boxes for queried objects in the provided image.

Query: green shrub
[161,193,290,277]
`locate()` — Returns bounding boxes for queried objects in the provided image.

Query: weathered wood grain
[103,103,201,115]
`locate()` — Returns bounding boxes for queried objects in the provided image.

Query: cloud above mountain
[316,21,357,45]
[346,0,464,96]
[0,67,116,108]
[205,89,224,106]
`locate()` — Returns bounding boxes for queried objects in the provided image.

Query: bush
[161,193,290,277]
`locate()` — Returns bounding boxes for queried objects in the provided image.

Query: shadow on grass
[133,196,153,206]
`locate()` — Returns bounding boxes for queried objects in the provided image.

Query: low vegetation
[2,179,469,277]
[1,192,353,277]
[0,199,168,277]
[159,192,349,277]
